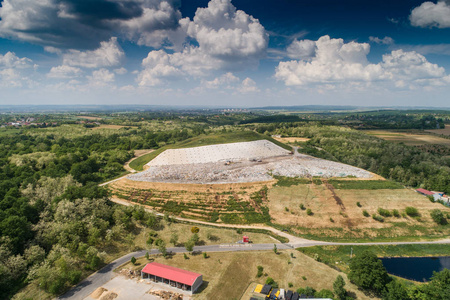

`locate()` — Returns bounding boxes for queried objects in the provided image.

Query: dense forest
[0,124,209,299]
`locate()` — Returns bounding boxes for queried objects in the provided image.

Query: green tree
[273,244,277,254]
[348,251,391,295]
[383,279,411,300]
[190,233,200,245]
[131,256,136,265]
[430,209,447,225]
[185,240,195,252]
[170,233,179,246]
[157,240,167,258]
[333,275,347,300]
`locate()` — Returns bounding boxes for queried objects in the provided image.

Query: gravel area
[146,140,290,166]
[129,147,372,184]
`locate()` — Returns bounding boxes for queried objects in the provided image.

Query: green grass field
[129,131,292,171]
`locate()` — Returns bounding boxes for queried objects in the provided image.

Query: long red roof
[141,262,201,286]
[416,188,434,196]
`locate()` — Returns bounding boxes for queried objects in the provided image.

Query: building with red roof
[141,262,203,294]
[416,188,435,196]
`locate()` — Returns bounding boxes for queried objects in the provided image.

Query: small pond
[380,256,450,282]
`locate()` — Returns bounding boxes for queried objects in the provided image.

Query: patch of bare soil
[99,291,118,300]
[147,290,183,300]
[273,137,310,144]
[91,287,108,299]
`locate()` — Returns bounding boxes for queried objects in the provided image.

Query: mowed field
[364,130,450,146]
[268,181,450,240]
[125,250,372,300]
[425,125,450,137]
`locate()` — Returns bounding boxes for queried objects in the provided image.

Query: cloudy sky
[1,0,450,107]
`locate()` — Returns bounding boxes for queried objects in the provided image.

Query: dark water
[380,256,450,282]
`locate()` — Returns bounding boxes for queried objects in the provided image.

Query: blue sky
[1,0,450,107]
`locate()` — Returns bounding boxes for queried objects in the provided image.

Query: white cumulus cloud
[88,68,115,86]
[47,65,82,78]
[286,39,316,59]
[369,36,394,45]
[0,51,32,68]
[183,0,268,62]
[275,35,449,89]
[410,1,450,28]
[138,0,268,86]
[62,37,124,68]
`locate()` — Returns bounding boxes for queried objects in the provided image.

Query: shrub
[183,253,189,260]
[191,226,200,233]
[130,256,136,265]
[329,217,334,222]
[288,282,293,288]
[297,286,316,296]
[377,208,391,217]
[257,266,264,277]
[405,206,420,217]
[372,214,384,222]
[265,277,274,285]
[302,276,307,281]
[203,252,208,259]
[362,210,370,217]
[392,209,400,218]
[300,203,306,210]
[306,208,313,216]
[430,209,447,225]
[356,202,362,207]
[285,207,289,212]
[145,252,149,260]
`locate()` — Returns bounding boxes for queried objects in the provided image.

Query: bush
[257,266,264,277]
[306,208,313,216]
[183,253,189,260]
[392,209,400,218]
[372,214,384,222]
[362,210,370,217]
[299,203,306,210]
[265,277,274,285]
[191,226,200,233]
[405,206,419,217]
[130,256,136,265]
[356,202,362,207]
[288,282,293,288]
[430,209,447,225]
[377,208,391,217]
[297,286,316,296]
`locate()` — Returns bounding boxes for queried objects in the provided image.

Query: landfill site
[128,140,373,184]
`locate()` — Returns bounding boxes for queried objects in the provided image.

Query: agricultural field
[426,125,450,137]
[123,250,371,300]
[268,180,450,241]
[364,130,450,146]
